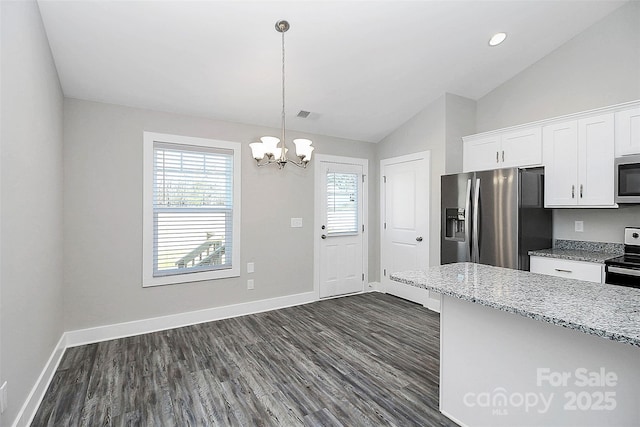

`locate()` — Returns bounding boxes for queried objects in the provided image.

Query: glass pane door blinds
[153,142,234,276]
[326,172,359,235]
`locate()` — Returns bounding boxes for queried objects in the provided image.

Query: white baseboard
[65,290,317,348]
[12,335,66,427]
[440,408,468,427]
[384,279,430,306]
[382,280,442,313]
[14,290,317,426]
[426,292,442,313]
[367,281,382,292]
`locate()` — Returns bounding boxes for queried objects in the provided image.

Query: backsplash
[553,206,640,243]
[554,239,624,254]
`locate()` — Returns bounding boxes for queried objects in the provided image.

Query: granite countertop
[528,239,623,263]
[528,248,619,263]
[390,263,640,347]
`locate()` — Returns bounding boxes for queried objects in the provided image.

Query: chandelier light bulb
[259,136,279,156]
[249,142,266,160]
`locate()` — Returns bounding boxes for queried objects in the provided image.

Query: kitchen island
[391,263,640,427]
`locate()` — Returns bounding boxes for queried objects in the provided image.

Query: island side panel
[440,295,640,427]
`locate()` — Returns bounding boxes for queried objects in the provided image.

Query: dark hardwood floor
[32,292,457,426]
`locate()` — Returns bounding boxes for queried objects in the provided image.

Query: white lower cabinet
[530,256,603,283]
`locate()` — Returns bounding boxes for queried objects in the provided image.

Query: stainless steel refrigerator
[441,167,552,271]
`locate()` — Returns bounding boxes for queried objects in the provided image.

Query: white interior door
[316,157,367,299]
[381,152,433,309]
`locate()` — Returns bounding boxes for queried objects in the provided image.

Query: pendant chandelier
[249,20,314,169]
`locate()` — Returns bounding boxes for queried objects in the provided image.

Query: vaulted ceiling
[37,0,627,142]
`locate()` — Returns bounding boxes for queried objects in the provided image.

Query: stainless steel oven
[615,155,640,204]
[605,227,640,288]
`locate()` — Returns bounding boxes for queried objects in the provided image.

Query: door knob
[321,234,327,239]
[416,236,423,242]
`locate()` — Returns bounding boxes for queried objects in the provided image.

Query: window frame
[143,132,241,287]
[325,171,360,237]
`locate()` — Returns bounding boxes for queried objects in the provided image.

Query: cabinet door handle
[555,268,572,273]
[571,185,575,199]
[580,184,583,198]
[496,151,499,163]
[501,150,505,162]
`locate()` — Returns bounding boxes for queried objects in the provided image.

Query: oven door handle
[607,266,640,277]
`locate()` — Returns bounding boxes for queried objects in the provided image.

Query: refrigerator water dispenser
[444,208,466,241]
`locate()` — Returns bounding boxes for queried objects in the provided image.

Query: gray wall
[552,206,640,243]
[63,99,377,331]
[378,95,445,267]
[0,0,65,424]
[475,1,640,243]
[476,1,640,133]
[377,93,476,266]
[445,94,476,175]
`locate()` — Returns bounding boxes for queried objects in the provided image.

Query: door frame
[314,154,369,300]
[380,151,439,311]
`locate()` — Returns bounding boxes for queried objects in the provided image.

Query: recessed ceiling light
[489,32,507,46]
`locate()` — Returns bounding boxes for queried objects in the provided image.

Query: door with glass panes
[319,162,364,298]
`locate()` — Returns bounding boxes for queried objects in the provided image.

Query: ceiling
[37,0,627,143]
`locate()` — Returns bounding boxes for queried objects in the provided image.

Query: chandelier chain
[280,27,286,162]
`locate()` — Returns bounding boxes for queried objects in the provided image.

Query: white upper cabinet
[501,127,543,168]
[543,121,579,206]
[579,114,615,206]
[463,135,500,172]
[463,127,542,172]
[543,113,615,207]
[615,107,640,156]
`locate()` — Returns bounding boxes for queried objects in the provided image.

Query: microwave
[615,154,640,203]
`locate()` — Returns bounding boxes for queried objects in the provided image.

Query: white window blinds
[153,142,234,277]
[326,172,359,235]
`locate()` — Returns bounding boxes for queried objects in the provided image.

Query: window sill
[142,266,240,287]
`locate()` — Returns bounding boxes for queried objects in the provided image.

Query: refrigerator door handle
[465,178,472,261]
[473,178,480,263]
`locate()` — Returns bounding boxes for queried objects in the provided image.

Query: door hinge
[383,269,386,276]
[362,174,365,183]
[362,273,365,281]
[384,222,387,229]
[362,224,365,232]
[383,176,387,183]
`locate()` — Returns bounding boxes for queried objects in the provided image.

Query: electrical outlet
[247,279,254,290]
[247,262,254,273]
[290,217,303,228]
[575,221,584,232]
[0,381,7,414]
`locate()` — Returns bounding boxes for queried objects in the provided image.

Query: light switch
[291,217,303,228]
[247,279,254,290]
[575,221,584,232]
[247,262,254,273]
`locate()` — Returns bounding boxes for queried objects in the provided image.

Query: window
[143,132,241,286]
[326,172,359,235]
